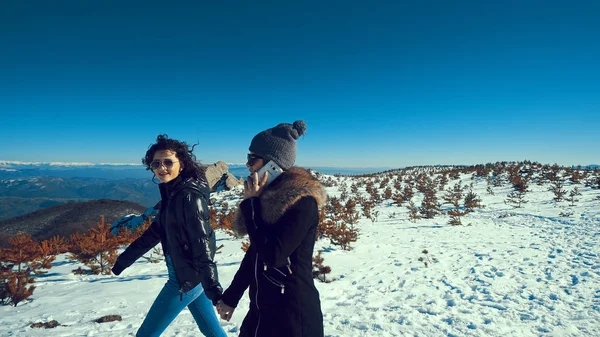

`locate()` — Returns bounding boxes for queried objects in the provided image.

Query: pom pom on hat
[291,120,307,139]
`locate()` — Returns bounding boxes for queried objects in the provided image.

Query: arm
[112,221,161,275]
[182,191,222,304]
[221,244,255,308]
[241,196,319,267]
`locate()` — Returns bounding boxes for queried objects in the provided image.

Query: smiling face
[152,149,183,183]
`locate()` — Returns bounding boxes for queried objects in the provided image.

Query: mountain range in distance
[1,160,597,221]
[0,160,396,179]
[0,161,397,221]
[0,198,148,247]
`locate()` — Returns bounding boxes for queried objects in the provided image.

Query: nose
[157,163,169,171]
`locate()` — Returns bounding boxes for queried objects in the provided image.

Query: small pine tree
[216,209,236,237]
[511,174,529,193]
[339,189,349,202]
[342,199,360,226]
[327,223,358,251]
[486,183,495,195]
[209,208,218,230]
[403,185,414,202]
[316,208,329,240]
[437,174,449,191]
[393,179,402,192]
[392,192,404,206]
[4,272,35,307]
[383,187,393,200]
[407,201,421,222]
[442,182,463,206]
[505,190,528,208]
[570,169,583,184]
[68,215,121,275]
[312,250,332,283]
[419,184,441,219]
[464,189,484,212]
[449,171,460,180]
[566,187,582,206]
[361,200,374,220]
[319,198,359,250]
[0,233,56,306]
[549,180,567,202]
[444,182,468,226]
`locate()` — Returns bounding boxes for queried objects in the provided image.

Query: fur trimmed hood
[232,167,327,236]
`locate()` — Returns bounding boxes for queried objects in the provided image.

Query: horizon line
[1,160,598,169]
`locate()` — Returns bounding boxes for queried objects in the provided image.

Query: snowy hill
[1,164,599,336]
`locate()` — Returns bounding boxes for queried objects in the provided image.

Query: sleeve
[182,191,223,304]
[112,220,161,275]
[241,196,319,267]
[220,245,255,308]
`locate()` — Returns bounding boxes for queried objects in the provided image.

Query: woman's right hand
[243,171,269,199]
[216,300,235,321]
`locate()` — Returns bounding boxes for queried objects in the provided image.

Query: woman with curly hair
[112,134,227,337]
[216,120,326,337]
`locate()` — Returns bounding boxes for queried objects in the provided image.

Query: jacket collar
[158,175,209,201]
[232,167,327,236]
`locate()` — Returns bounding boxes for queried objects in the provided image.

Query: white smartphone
[256,160,284,186]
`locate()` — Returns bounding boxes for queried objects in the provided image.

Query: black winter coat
[112,175,222,304]
[221,167,327,337]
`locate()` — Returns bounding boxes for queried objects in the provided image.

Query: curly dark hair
[142,134,206,181]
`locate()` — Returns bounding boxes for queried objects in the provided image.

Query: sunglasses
[150,159,179,170]
[247,153,263,165]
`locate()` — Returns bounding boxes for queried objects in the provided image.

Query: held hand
[243,171,269,199]
[216,300,235,322]
[111,264,123,276]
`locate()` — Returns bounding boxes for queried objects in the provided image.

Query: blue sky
[1,1,599,168]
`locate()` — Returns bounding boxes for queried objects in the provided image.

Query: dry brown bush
[0,233,60,306]
[30,320,60,329]
[68,215,121,275]
[312,250,332,283]
[94,315,122,323]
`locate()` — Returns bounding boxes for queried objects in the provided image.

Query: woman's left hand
[243,171,269,199]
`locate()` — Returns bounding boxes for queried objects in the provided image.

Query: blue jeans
[136,255,227,337]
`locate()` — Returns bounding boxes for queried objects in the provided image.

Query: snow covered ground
[1,170,599,336]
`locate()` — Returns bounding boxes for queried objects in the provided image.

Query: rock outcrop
[205,161,243,192]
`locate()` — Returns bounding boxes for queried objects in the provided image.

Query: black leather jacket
[112,175,222,304]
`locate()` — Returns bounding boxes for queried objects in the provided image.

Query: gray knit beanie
[249,120,307,170]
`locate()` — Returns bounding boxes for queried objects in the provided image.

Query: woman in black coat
[112,134,227,337]
[217,121,326,337]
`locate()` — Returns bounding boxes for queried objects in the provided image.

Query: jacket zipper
[265,260,293,276]
[270,264,286,276]
[263,273,286,294]
[254,252,261,337]
[251,198,261,337]
[165,191,187,302]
